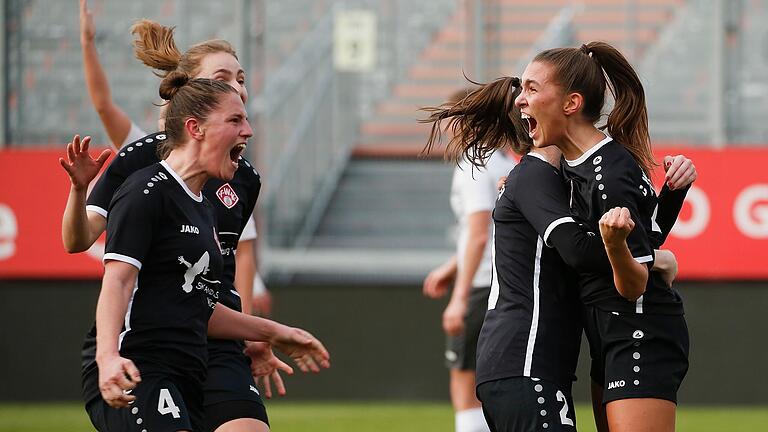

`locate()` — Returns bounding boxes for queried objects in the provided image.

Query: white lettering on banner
[671,186,710,239]
[0,204,18,260]
[734,184,768,239]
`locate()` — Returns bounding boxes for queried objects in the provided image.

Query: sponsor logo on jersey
[607,380,626,390]
[216,183,240,209]
[180,224,200,234]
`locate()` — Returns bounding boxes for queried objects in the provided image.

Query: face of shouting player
[515,61,569,150]
[197,92,253,181]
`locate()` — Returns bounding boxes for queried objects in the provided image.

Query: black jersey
[86,132,262,313]
[561,137,684,315]
[82,161,223,404]
[476,154,582,390]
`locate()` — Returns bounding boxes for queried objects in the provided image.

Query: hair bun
[159,71,190,100]
[510,76,521,87]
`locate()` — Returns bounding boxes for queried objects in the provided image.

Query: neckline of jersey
[564,133,612,167]
[526,152,549,163]
[159,160,204,202]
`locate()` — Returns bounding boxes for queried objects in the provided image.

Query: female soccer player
[77,75,328,432]
[423,88,517,432]
[421,70,694,431]
[511,41,691,432]
[61,7,306,431]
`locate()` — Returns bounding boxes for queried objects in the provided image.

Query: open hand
[59,135,111,190]
[271,327,330,373]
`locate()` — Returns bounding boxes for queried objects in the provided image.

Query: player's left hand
[663,155,697,190]
[243,341,292,398]
[442,298,467,337]
[270,327,331,373]
[599,207,635,247]
[59,135,111,191]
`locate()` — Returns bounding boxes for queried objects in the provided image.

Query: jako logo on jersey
[216,183,239,209]
[180,225,200,234]
[633,330,644,339]
[607,380,626,390]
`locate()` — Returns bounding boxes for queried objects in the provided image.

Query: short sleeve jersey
[561,137,684,315]
[86,132,262,313]
[450,150,517,288]
[476,154,582,390]
[82,161,223,404]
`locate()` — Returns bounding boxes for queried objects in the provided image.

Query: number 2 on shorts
[157,388,181,418]
[556,390,574,426]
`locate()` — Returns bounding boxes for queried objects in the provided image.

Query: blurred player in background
[422,88,516,432]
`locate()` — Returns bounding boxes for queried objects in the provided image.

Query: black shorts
[584,305,689,404]
[85,372,203,432]
[446,286,490,370]
[477,376,577,432]
[202,348,269,431]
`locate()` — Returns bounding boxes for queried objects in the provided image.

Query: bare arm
[443,210,490,336]
[234,239,256,315]
[208,305,330,373]
[59,135,110,252]
[599,207,648,301]
[80,0,133,149]
[652,249,678,288]
[95,260,142,408]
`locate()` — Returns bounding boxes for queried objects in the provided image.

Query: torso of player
[110,162,224,380]
[450,150,517,288]
[561,138,683,314]
[475,155,582,389]
[87,132,261,312]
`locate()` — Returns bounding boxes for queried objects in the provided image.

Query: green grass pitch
[0,402,766,431]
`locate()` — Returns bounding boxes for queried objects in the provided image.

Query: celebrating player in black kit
[64,76,329,432]
[421,44,695,431]
[58,15,315,431]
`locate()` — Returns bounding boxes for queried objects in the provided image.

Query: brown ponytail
[585,41,655,176]
[420,77,531,168]
[131,19,238,79]
[533,42,656,175]
[131,19,182,77]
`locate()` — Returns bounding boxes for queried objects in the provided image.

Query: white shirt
[450,150,517,288]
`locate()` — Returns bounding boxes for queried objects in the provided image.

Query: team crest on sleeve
[216,183,239,209]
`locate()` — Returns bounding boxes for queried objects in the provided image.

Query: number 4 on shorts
[157,388,181,418]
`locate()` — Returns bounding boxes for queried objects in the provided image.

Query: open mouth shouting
[521,113,538,139]
[229,143,247,167]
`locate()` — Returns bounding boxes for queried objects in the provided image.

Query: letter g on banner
[734,184,768,239]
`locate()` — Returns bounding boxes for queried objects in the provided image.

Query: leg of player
[451,369,488,432]
[213,418,269,432]
[606,398,676,432]
[590,381,609,432]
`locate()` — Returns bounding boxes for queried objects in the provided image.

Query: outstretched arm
[59,135,110,252]
[208,304,330,373]
[80,0,133,149]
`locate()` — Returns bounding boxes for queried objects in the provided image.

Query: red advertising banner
[0,147,767,279]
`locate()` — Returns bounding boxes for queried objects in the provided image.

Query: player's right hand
[97,355,141,408]
[59,135,111,191]
[599,207,635,248]
[79,0,96,44]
